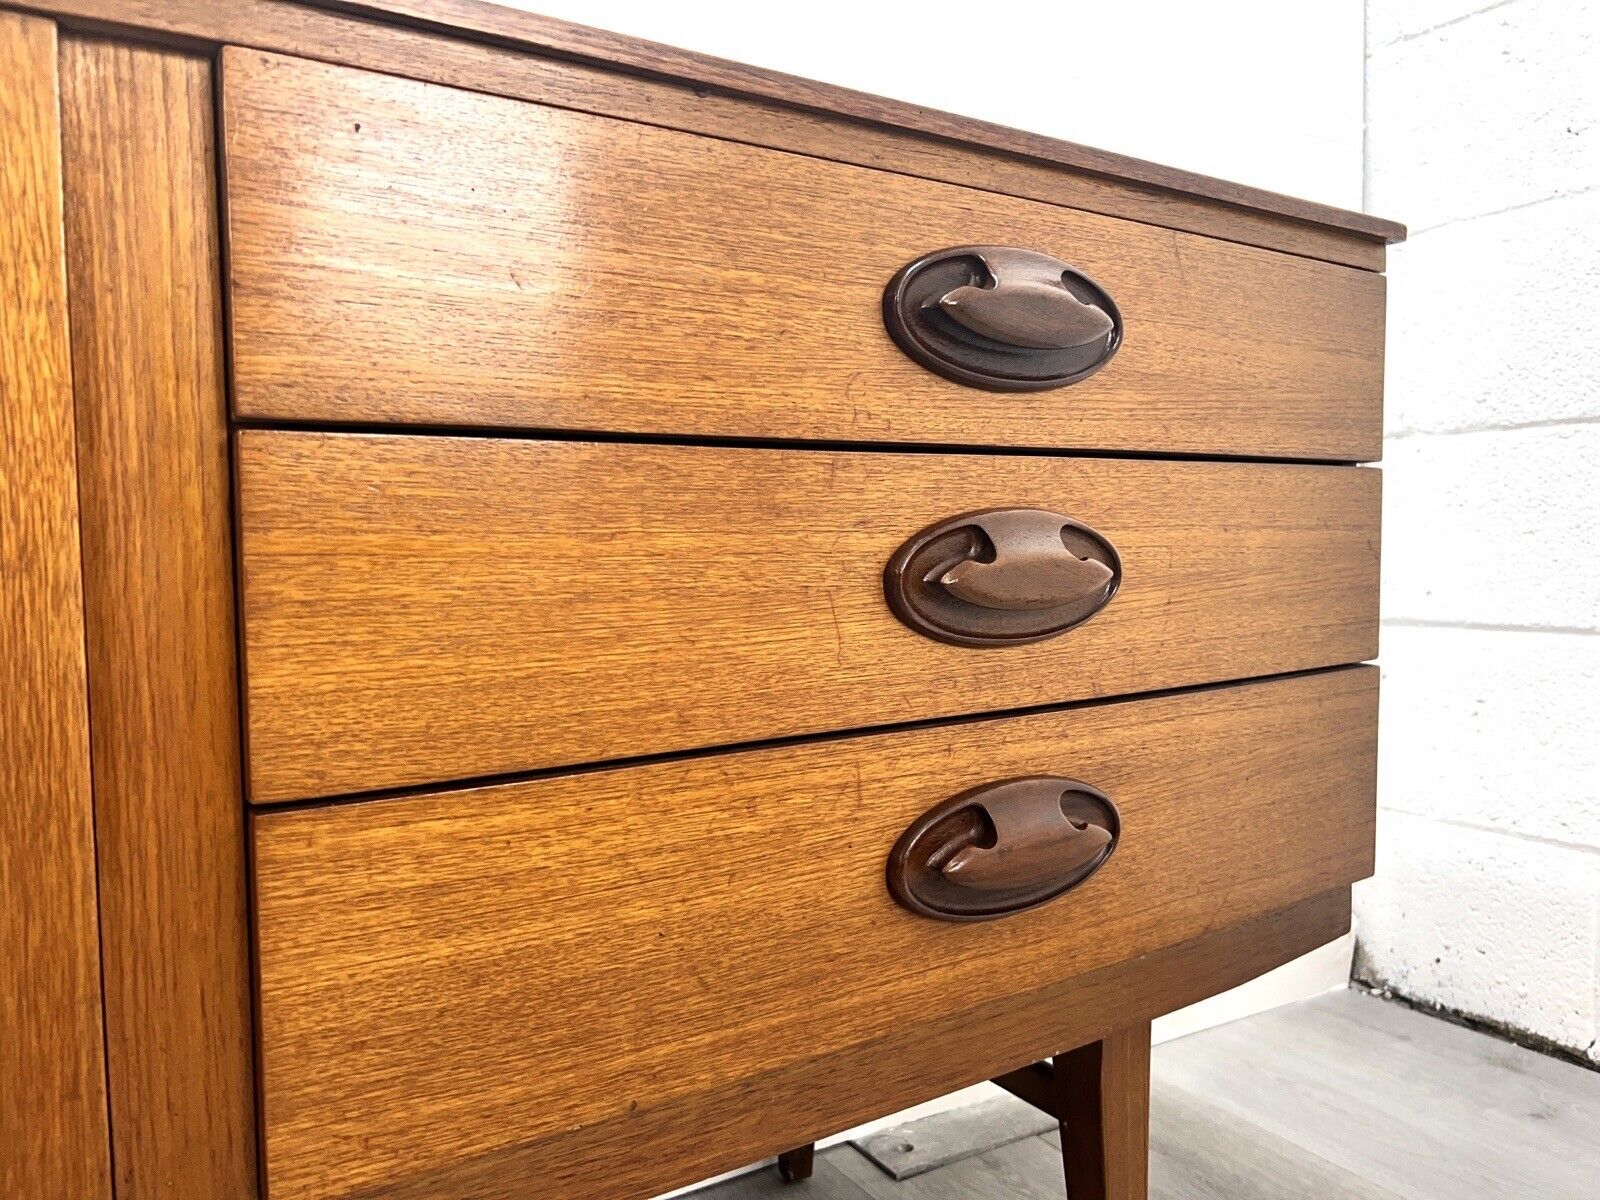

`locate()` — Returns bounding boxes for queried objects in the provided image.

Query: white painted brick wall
[1366,0,1600,232]
[1356,812,1600,1048]
[1367,0,1513,46]
[1385,191,1600,433]
[1358,0,1600,1062]
[1379,627,1600,845]
[1382,425,1600,628]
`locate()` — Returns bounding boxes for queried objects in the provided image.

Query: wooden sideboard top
[314,0,1407,244]
[8,0,1404,269]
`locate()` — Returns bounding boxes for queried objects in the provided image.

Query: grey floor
[692,989,1600,1200]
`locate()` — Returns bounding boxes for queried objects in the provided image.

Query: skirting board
[655,932,1355,1198]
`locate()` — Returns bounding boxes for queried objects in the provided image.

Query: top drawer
[220,50,1385,461]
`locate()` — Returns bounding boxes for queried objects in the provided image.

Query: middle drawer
[236,433,1379,803]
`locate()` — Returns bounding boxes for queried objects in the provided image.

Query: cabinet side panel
[0,12,112,1200]
[59,36,259,1199]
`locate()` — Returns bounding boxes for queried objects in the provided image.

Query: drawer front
[235,432,1379,802]
[253,668,1378,1200]
[221,49,1384,460]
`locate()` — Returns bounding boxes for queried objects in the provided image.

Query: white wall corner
[1363,0,1600,1065]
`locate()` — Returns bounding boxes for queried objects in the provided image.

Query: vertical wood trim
[1054,1022,1153,1199]
[59,36,259,1199]
[0,11,112,1199]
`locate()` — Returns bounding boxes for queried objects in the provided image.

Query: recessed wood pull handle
[883,246,1123,391]
[888,777,1120,921]
[884,508,1121,647]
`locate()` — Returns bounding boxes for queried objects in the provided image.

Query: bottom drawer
[253,667,1377,1200]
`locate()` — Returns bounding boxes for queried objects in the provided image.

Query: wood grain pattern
[284,884,1318,1192]
[7,1,1395,269]
[0,14,112,1199]
[1155,989,1600,1200]
[307,0,1406,244]
[221,50,1386,459]
[236,432,1380,802]
[777,1145,816,1183]
[1055,1024,1153,1199]
[58,37,259,1199]
[252,670,1376,1200]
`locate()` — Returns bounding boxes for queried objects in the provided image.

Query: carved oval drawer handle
[888,777,1120,922]
[883,507,1121,648]
[883,246,1123,391]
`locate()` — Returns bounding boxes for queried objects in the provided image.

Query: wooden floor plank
[1295,989,1600,1137]
[1039,1079,1401,1200]
[850,1093,1054,1179]
[693,1155,880,1200]
[687,990,1600,1200]
[1154,992,1600,1199]
[1146,1079,1403,1200]
[830,1135,1063,1200]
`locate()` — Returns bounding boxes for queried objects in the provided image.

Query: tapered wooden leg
[1053,1022,1151,1199]
[777,1144,814,1183]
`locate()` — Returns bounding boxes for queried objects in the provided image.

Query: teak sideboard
[0,3,1402,1197]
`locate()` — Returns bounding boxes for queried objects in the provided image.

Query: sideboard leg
[1053,1021,1151,1199]
[776,1144,815,1183]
